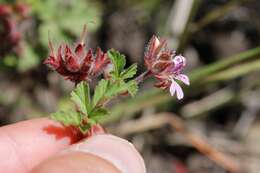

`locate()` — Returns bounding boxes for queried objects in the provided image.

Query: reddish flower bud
[44,27,110,84]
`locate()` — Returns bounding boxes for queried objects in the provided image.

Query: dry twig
[112,112,241,173]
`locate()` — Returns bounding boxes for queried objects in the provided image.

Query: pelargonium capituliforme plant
[44,26,189,136]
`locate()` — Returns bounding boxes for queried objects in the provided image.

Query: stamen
[48,31,55,55]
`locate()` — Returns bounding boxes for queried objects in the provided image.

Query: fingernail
[64,134,146,173]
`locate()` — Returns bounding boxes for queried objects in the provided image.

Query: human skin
[0,118,146,173]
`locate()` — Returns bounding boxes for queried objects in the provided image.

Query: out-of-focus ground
[1,0,260,173]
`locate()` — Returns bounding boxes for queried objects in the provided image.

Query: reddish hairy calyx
[44,30,110,84]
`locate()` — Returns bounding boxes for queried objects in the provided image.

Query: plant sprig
[45,29,189,134]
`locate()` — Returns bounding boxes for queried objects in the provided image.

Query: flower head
[144,36,190,100]
[44,26,110,84]
[0,3,31,57]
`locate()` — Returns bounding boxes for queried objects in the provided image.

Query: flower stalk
[135,70,152,84]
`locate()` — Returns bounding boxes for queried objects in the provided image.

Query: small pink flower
[144,36,190,100]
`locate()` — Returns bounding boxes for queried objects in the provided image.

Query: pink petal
[154,36,161,49]
[145,36,159,58]
[170,80,184,100]
[173,55,186,66]
[170,81,176,96]
[175,74,190,85]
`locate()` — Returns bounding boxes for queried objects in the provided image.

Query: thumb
[32,134,146,173]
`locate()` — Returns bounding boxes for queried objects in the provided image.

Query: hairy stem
[135,70,152,84]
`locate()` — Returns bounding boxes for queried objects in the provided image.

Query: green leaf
[79,124,91,134]
[71,82,91,115]
[127,80,138,97]
[51,110,82,126]
[120,64,137,79]
[89,108,109,123]
[92,79,109,107]
[105,80,138,98]
[87,118,97,126]
[107,50,126,77]
[105,81,126,98]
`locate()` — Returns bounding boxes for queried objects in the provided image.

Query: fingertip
[0,118,83,173]
[33,134,146,173]
[32,152,121,173]
[65,134,146,173]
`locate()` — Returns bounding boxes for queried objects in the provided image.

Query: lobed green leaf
[79,124,91,134]
[51,110,82,126]
[89,108,109,123]
[107,50,126,78]
[71,82,91,115]
[120,64,137,79]
[92,79,109,107]
[126,80,138,97]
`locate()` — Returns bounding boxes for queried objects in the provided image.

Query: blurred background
[0,0,260,172]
